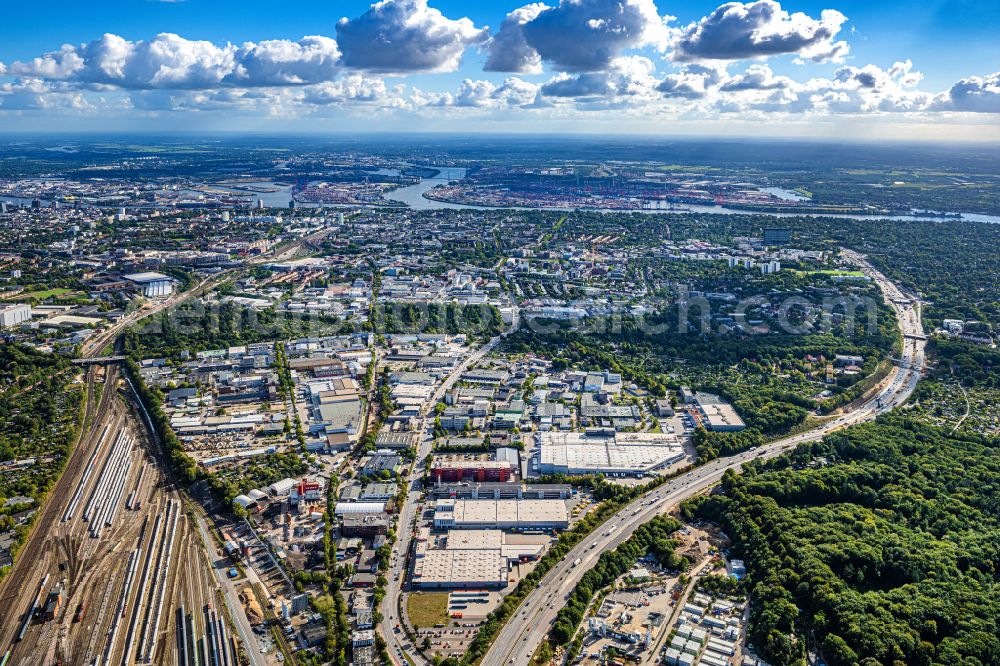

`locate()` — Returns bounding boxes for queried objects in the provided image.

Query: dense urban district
[0,138,997,666]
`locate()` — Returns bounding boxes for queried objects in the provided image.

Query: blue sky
[0,0,998,138]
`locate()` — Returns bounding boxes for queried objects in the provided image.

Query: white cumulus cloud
[0,78,93,111]
[934,72,1000,113]
[541,56,658,98]
[414,77,541,108]
[336,0,488,73]
[719,64,793,91]
[672,1,849,63]
[486,0,671,73]
[657,64,726,99]
[3,33,342,89]
[483,4,549,74]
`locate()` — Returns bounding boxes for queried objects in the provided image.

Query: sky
[0,0,998,140]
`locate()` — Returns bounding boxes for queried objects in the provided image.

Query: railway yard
[0,365,245,666]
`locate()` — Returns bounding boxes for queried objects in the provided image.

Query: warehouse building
[537,430,685,476]
[431,460,512,483]
[341,514,390,538]
[432,498,569,531]
[0,303,31,328]
[411,529,545,589]
[692,392,746,432]
[374,431,419,450]
[268,478,298,497]
[429,482,572,501]
[335,502,388,516]
[123,272,177,298]
[698,402,746,431]
[412,549,507,589]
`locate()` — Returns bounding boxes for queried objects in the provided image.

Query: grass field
[27,288,75,299]
[407,592,451,628]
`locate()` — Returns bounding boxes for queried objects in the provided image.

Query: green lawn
[407,592,451,628]
[27,288,75,299]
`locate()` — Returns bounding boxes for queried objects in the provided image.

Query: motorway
[381,308,520,666]
[485,253,926,666]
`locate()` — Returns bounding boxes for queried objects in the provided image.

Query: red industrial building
[431,460,512,483]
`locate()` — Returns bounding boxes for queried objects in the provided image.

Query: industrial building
[411,529,545,589]
[697,402,746,431]
[537,430,685,476]
[429,482,572,500]
[290,478,325,505]
[0,303,31,328]
[431,460,512,483]
[432,498,569,531]
[267,478,298,497]
[690,392,746,432]
[341,514,390,538]
[412,549,507,589]
[123,272,176,298]
[335,502,388,516]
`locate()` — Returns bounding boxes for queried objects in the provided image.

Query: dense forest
[685,415,1000,666]
[924,338,1000,388]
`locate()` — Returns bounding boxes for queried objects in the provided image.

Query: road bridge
[72,356,127,365]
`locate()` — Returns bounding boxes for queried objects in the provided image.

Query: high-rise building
[291,593,310,615]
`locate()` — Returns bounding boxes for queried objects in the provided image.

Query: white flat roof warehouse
[538,431,684,475]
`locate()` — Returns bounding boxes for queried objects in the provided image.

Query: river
[384,167,1000,224]
[4,169,999,224]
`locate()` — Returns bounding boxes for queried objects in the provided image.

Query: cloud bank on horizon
[0,0,997,132]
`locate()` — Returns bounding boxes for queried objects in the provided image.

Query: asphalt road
[485,254,926,666]
[191,509,269,666]
[381,309,520,666]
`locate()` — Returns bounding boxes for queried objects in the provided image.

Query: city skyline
[0,0,998,140]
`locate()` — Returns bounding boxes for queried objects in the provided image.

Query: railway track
[0,367,120,650]
[0,374,198,665]
[0,279,254,665]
